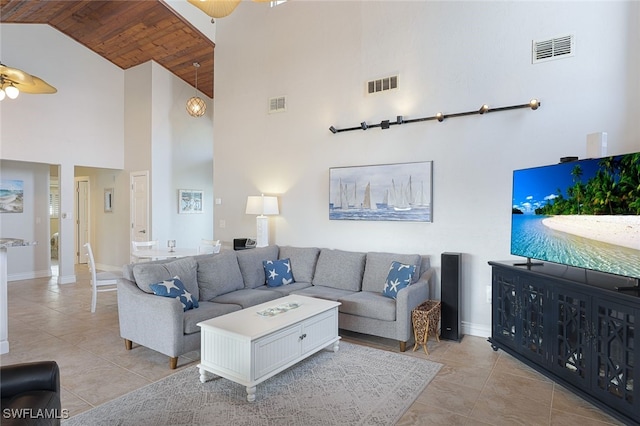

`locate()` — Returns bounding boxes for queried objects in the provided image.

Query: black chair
[0,361,62,426]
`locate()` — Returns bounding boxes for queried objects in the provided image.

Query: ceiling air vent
[268,96,286,113]
[532,34,574,64]
[367,75,398,94]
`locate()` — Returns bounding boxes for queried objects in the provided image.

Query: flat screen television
[511,151,640,281]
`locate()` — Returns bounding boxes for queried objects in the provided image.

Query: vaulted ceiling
[0,0,215,98]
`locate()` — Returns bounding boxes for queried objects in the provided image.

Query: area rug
[64,342,442,426]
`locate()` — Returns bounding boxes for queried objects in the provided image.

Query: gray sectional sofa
[118,245,433,368]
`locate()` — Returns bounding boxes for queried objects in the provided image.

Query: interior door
[130,171,150,258]
[75,178,89,264]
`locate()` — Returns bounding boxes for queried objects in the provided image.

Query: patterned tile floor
[0,265,624,425]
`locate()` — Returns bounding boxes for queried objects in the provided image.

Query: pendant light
[186,62,206,117]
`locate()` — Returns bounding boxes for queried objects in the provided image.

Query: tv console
[488,261,639,425]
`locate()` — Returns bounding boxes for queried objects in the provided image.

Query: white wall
[1,24,126,282]
[0,161,50,280]
[1,24,215,278]
[213,1,640,336]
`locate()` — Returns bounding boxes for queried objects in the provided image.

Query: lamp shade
[246,195,279,216]
[187,0,241,18]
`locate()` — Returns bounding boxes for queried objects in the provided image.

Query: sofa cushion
[278,246,320,283]
[312,249,366,292]
[382,261,416,299]
[236,246,279,289]
[149,277,199,312]
[258,281,312,297]
[211,288,282,308]
[183,301,243,334]
[263,258,294,287]
[291,285,356,302]
[339,291,397,321]
[362,252,422,293]
[132,257,198,298]
[197,251,244,301]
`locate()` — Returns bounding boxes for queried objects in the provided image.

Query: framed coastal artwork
[329,161,432,222]
[0,180,24,213]
[178,189,203,214]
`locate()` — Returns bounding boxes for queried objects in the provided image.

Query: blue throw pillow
[263,258,294,287]
[149,276,199,311]
[382,261,416,299]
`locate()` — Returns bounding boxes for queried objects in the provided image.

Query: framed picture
[179,189,203,214]
[0,179,24,213]
[104,188,114,213]
[329,161,432,222]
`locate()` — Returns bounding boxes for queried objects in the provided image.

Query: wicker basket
[411,300,441,355]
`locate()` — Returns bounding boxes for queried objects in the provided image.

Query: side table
[412,300,441,355]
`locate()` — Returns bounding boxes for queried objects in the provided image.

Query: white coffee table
[197,295,340,402]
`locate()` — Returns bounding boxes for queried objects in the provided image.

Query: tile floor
[0,265,624,425]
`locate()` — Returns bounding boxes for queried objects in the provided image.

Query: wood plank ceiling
[0,0,215,98]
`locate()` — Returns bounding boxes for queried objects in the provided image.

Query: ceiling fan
[0,63,57,101]
[188,0,273,19]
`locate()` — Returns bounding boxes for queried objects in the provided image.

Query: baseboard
[7,269,50,282]
[462,321,490,339]
[57,274,76,284]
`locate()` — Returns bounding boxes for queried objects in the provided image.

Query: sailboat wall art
[329,161,432,222]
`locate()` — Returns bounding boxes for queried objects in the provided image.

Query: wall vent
[268,96,286,113]
[532,34,574,63]
[367,75,398,94]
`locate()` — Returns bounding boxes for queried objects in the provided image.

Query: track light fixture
[329,99,541,134]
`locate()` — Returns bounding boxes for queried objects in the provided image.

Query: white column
[0,247,8,354]
[57,163,77,284]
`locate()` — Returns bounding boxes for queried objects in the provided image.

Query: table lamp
[245,194,279,248]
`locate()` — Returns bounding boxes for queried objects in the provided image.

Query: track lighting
[329,98,541,134]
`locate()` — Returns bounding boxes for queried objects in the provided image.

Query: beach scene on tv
[511,152,640,280]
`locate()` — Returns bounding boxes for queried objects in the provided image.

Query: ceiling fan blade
[0,64,35,85]
[15,75,57,94]
[188,0,241,18]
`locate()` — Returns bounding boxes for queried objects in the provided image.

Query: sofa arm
[117,279,186,357]
[0,361,60,399]
[395,268,433,341]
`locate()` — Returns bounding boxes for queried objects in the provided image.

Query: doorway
[75,176,90,264]
[130,171,150,261]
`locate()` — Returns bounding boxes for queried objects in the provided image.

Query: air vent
[268,96,286,113]
[532,34,574,63]
[367,75,398,94]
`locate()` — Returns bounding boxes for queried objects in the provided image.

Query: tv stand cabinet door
[517,276,547,366]
[591,297,638,419]
[549,284,592,389]
[491,268,518,351]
